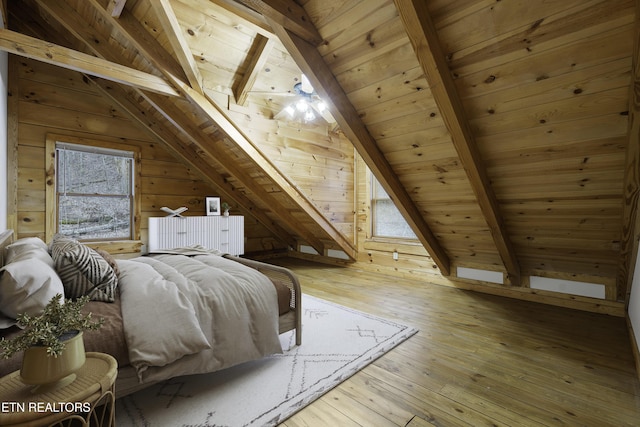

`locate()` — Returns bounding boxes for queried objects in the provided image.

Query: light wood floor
[274,258,640,427]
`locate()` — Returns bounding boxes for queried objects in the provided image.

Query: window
[371,175,417,239]
[46,136,139,242]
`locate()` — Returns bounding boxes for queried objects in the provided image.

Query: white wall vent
[529,276,605,299]
[299,245,319,255]
[327,249,349,259]
[456,267,504,284]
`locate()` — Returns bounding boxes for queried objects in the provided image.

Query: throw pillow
[95,248,120,278]
[49,235,118,302]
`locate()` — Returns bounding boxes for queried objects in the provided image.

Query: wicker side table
[0,352,117,427]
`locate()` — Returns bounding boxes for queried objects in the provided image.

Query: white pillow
[0,258,64,320]
[7,246,55,268]
[6,237,51,265]
[7,237,48,251]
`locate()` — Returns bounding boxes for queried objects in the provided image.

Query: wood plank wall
[227,100,356,244]
[9,56,282,253]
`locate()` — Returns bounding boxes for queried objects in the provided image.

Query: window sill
[365,237,422,245]
[84,240,144,255]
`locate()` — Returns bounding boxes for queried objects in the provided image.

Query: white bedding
[117,248,282,384]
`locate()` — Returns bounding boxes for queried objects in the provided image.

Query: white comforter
[116,248,282,384]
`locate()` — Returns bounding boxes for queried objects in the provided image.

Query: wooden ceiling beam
[235,0,323,46]
[233,34,274,105]
[31,0,301,250]
[150,0,204,94]
[209,0,274,38]
[394,0,521,285]
[617,0,640,304]
[0,28,179,97]
[81,0,187,83]
[269,22,451,276]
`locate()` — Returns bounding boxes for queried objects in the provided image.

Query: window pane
[58,149,131,196]
[371,176,417,239]
[58,195,131,240]
[373,199,418,239]
[56,143,134,241]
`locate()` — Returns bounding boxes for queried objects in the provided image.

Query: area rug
[116,294,418,426]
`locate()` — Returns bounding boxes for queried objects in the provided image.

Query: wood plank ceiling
[4,0,638,301]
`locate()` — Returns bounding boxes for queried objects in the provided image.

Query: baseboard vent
[530,276,605,299]
[299,245,319,255]
[456,267,503,284]
[327,249,349,260]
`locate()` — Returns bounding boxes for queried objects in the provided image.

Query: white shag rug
[116,294,418,427]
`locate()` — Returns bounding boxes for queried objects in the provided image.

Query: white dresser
[148,216,244,256]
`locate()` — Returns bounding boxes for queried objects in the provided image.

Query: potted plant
[221,202,230,216]
[0,293,103,391]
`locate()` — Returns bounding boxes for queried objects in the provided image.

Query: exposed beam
[394,0,521,285]
[235,0,323,46]
[233,34,274,105]
[617,0,640,304]
[150,0,204,93]
[0,28,179,97]
[269,22,451,276]
[83,0,187,82]
[209,0,273,38]
[36,0,186,92]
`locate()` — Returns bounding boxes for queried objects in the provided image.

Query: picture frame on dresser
[205,197,221,216]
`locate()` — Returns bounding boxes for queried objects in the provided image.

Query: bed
[0,230,301,397]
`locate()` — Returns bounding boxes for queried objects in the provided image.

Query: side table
[0,352,117,427]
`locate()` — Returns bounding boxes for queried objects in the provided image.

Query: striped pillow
[50,235,117,302]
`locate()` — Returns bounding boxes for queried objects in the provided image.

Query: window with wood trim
[370,174,417,240]
[46,135,140,242]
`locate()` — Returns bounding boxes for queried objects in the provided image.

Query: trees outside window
[46,136,140,243]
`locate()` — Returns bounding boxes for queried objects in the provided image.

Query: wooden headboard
[0,230,14,267]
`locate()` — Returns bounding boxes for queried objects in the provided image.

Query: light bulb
[296,99,308,112]
[304,110,315,122]
[285,105,295,118]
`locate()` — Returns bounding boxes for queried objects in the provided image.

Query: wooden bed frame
[224,254,302,345]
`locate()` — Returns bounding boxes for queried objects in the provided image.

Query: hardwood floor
[274,258,640,427]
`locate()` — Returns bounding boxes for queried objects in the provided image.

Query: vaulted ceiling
[3,0,638,300]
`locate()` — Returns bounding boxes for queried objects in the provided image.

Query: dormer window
[370,174,417,240]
